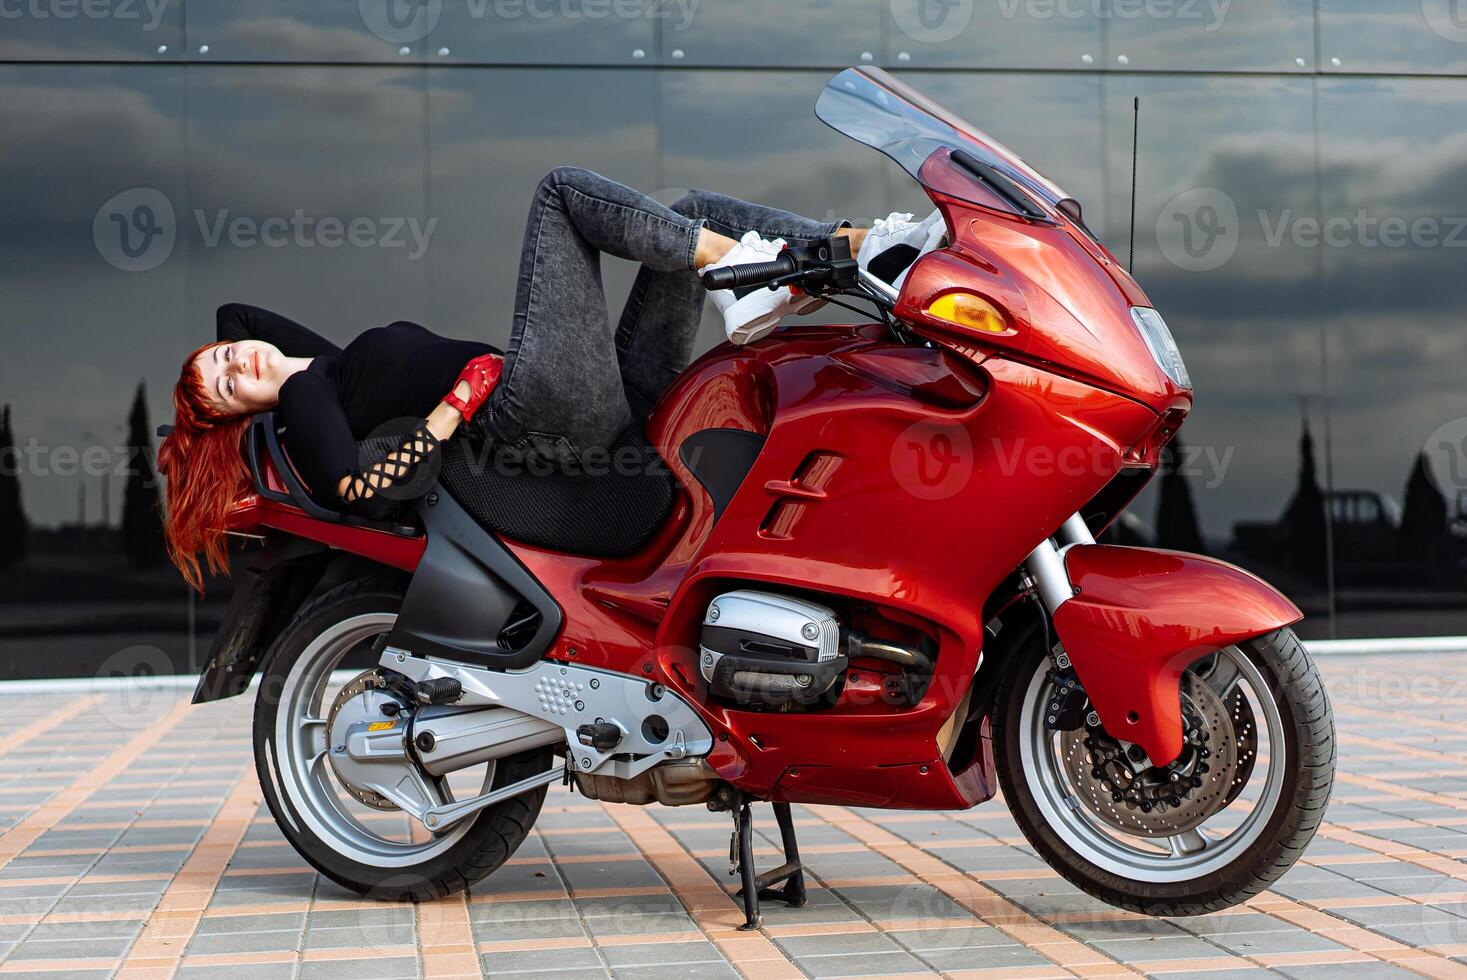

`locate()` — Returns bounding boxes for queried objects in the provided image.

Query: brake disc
[1057,672,1239,837]
[326,673,399,811]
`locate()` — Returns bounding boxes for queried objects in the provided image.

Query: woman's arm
[216,303,342,358]
[279,354,501,521]
[334,385,469,519]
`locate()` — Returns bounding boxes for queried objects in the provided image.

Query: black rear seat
[358,425,677,558]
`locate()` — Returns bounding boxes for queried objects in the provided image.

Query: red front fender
[1051,545,1302,765]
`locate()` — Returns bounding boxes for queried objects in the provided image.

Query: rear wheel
[994,627,1334,915]
[254,576,553,901]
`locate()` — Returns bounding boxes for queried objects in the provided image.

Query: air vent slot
[760,452,842,540]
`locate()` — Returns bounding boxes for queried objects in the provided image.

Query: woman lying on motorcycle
[157,166,943,590]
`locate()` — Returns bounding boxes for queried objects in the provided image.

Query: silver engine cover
[699,590,844,704]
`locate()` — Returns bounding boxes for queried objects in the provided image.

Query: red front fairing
[897,150,1189,417]
[501,325,1158,808]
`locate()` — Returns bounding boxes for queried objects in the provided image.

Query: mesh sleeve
[341,423,440,521]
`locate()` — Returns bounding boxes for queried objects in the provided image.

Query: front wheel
[994,627,1334,915]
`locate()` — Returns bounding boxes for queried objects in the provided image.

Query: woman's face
[194,339,285,416]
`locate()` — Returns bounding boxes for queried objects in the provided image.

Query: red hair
[157,341,252,592]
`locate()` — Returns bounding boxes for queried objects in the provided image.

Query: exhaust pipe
[846,630,933,674]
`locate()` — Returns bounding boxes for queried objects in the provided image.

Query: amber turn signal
[924,292,1008,333]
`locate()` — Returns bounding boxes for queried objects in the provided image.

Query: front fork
[1023,513,1093,615]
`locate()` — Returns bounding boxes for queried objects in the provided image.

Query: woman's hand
[332,354,502,507]
[443,353,503,423]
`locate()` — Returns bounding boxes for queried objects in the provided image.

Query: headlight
[1130,307,1191,389]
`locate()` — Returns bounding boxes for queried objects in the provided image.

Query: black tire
[253,576,553,902]
[993,627,1334,915]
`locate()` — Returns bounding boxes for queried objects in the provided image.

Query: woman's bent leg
[482,167,704,461]
[615,190,847,415]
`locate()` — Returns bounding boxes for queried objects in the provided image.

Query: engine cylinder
[699,590,847,707]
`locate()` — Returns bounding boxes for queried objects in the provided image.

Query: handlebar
[700,252,796,292]
[699,236,865,305]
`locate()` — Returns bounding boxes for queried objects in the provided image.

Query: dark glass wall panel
[885,0,1101,70]
[1319,0,1467,75]
[184,0,428,63]
[4,9,1466,668]
[1105,0,1315,72]
[425,68,658,344]
[659,69,891,345]
[183,66,431,346]
[0,0,181,61]
[0,66,192,675]
[1099,75,1328,631]
[899,71,1106,235]
[659,0,882,67]
[1317,77,1467,637]
[431,0,655,65]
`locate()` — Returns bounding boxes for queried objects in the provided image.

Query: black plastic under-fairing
[382,488,561,670]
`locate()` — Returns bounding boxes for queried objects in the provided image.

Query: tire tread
[994,626,1335,915]
[253,576,550,903]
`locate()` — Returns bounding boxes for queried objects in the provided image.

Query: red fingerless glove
[443,353,503,423]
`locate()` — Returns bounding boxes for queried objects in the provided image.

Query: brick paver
[1,652,1466,978]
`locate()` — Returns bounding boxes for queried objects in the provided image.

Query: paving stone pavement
[1,653,1467,978]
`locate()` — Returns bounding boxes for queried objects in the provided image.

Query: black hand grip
[701,252,796,292]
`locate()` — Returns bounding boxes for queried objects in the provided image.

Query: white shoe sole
[726,295,826,346]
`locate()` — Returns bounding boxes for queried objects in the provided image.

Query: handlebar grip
[700,252,796,291]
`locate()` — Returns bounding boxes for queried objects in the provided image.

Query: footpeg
[413,677,463,706]
[576,722,622,751]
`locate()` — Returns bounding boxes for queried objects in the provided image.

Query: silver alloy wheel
[1018,644,1287,883]
[272,612,491,867]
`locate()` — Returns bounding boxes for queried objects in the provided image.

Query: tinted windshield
[815,67,1073,217]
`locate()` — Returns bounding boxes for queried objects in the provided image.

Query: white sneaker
[858,209,945,289]
[702,230,824,346]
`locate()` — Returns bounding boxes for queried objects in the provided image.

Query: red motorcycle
[196,67,1334,921]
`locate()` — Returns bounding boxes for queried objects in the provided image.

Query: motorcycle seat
[358,424,678,558]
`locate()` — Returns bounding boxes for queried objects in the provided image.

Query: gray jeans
[475,167,844,463]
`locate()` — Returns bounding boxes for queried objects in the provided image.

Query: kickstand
[729,798,807,931]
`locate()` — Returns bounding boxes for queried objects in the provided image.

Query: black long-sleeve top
[216,304,495,511]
